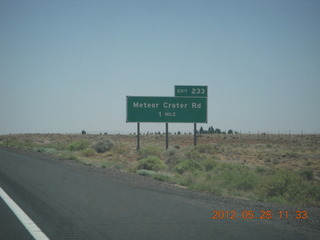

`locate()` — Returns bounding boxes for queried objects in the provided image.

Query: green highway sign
[175,85,208,97]
[126,96,207,123]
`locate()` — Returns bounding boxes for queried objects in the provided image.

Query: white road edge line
[0,187,49,240]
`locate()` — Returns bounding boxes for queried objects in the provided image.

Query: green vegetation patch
[2,134,319,207]
[195,144,216,154]
[34,147,57,154]
[174,160,202,174]
[67,140,90,151]
[91,138,114,153]
[163,147,185,167]
[200,158,218,171]
[137,156,166,171]
[257,170,320,206]
[59,152,78,160]
[136,169,174,182]
[185,148,206,161]
[112,142,130,154]
[80,148,96,157]
[138,145,163,160]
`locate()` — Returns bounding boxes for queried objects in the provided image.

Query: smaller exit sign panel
[127,96,207,123]
[175,85,208,97]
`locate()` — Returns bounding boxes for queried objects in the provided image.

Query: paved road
[0,147,319,239]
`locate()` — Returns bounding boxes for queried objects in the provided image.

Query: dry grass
[1,133,319,206]
[1,133,319,180]
[1,133,319,177]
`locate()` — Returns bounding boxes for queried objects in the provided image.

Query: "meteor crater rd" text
[132,102,202,109]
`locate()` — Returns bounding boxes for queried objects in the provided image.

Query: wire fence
[66,130,319,143]
[201,131,319,143]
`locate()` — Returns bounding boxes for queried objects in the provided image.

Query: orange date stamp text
[211,210,308,220]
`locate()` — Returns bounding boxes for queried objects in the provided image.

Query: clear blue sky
[1,0,319,135]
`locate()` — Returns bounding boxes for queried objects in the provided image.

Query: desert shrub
[187,173,224,196]
[91,138,114,153]
[256,167,275,175]
[219,164,258,191]
[257,170,302,202]
[163,147,184,167]
[303,184,320,203]
[253,169,320,206]
[152,173,173,182]
[215,162,239,172]
[177,172,196,187]
[137,156,166,171]
[67,140,90,151]
[34,147,56,153]
[138,145,162,160]
[299,168,314,181]
[80,148,96,157]
[235,170,258,191]
[195,144,215,154]
[174,160,202,174]
[287,152,298,158]
[137,169,174,183]
[52,142,67,151]
[272,159,280,164]
[200,158,218,171]
[185,148,206,161]
[137,169,157,176]
[60,152,78,160]
[112,142,130,154]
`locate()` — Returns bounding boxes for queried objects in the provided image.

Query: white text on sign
[133,102,202,109]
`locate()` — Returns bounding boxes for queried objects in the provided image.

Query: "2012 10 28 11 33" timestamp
[211,210,308,220]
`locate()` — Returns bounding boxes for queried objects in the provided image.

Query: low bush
[60,152,78,160]
[137,169,157,176]
[216,164,258,191]
[112,142,130,154]
[174,160,202,174]
[163,147,184,167]
[195,144,216,154]
[137,156,166,171]
[138,145,162,160]
[200,158,218,171]
[91,138,114,153]
[137,169,174,183]
[257,170,320,206]
[67,140,90,151]
[185,148,206,161]
[80,148,96,157]
[299,168,314,181]
[34,147,56,153]
[258,170,298,199]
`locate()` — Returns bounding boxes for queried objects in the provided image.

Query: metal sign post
[137,123,140,151]
[194,123,197,146]
[166,123,169,149]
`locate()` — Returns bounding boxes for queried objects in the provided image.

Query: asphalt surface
[0,147,319,239]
